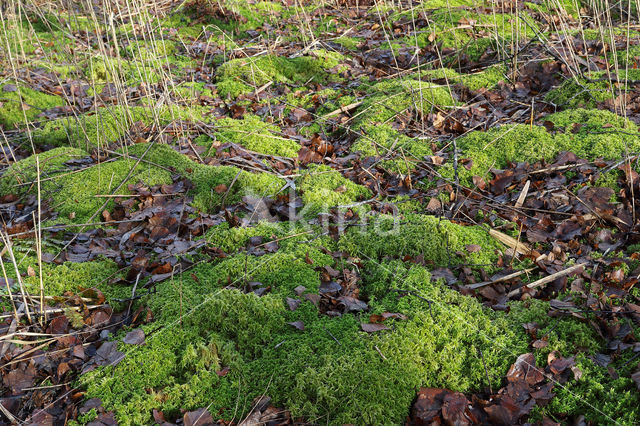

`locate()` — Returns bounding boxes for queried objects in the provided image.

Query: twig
[320,101,363,120]
[374,345,387,360]
[507,262,587,298]
[515,180,530,209]
[461,267,536,290]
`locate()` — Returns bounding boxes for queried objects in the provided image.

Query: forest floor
[1,0,640,424]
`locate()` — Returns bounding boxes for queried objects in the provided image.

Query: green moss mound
[351,124,432,173]
[216,52,344,98]
[440,109,640,185]
[19,257,121,300]
[339,213,502,269]
[213,115,301,157]
[124,143,286,212]
[298,164,371,215]
[1,144,286,223]
[0,147,88,196]
[78,212,617,424]
[32,106,206,150]
[349,78,456,172]
[422,64,507,91]
[80,223,526,424]
[545,70,640,108]
[0,84,64,128]
[354,78,457,128]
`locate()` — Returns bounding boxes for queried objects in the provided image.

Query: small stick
[461,267,536,290]
[0,304,106,320]
[93,193,180,198]
[488,228,532,256]
[507,262,587,298]
[515,180,530,209]
[324,326,341,345]
[0,232,32,323]
[478,348,493,394]
[374,345,387,361]
[36,155,46,323]
[320,101,363,120]
[0,250,18,322]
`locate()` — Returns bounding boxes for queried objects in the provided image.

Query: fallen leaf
[123,328,145,345]
[361,323,390,333]
[287,321,305,331]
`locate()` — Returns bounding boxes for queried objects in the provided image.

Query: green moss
[164,0,284,38]
[124,143,286,212]
[120,39,177,60]
[216,52,344,98]
[51,157,173,222]
[205,221,290,253]
[545,73,614,108]
[354,79,457,129]
[83,242,530,425]
[525,0,581,17]
[20,257,121,300]
[331,36,362,49]
[421,65,506,90]
[213,115,301,157]
[440,109,640,185]
[80,208,636,424]
[533,353,640,424]
[421,10,537,62]
[339,213,502,268]
[352,124,432,173]
[0,84,64,128]
[298,164,371,215]
[505,299,602,362]
[546,108,640,159]
[190,164,285,211]
[0,147,88,196]
[441,124,557,184]
[32,106,206,150]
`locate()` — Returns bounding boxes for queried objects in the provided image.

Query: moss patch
[298,164,371,215]
[81,228,528,424]
[339,213,502,269]
[32,106,206,150]
[216,52,344,98]
[212,115,301,157]
[0,84,64,128]
[0,147,88,196]
[440,109,640,185]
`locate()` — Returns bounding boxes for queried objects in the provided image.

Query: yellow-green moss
[213,115,301,157]
[3,144,278,223]
[50,158,173,222]
[354,78,457,129]
[351,124,431,173]
[440,109,640,185]
[298,164,371,215]
[0,84,64,128]
[339,213,502,268]
[32,106,206,150]
[216,52,345,98]
[422,64,507,90]
[82,239,529,425]
[20,257,121,299]
[124,143,286,212]
[0,147,88,196]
